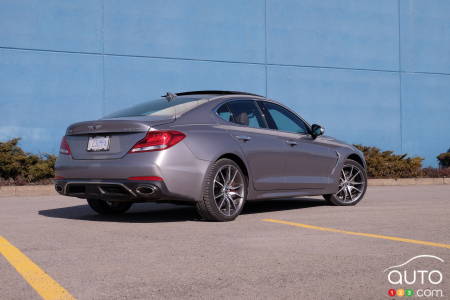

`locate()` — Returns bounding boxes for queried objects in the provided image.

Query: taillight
[129,130,185,153]
[59,136,71,155]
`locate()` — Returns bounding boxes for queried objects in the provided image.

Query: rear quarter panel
[155,122,257,197]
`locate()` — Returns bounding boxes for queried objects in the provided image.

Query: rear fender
[157,124,257,198]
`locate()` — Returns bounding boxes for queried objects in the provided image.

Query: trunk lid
[65,117,173,160]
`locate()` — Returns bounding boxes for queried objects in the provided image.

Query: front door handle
[236,135,251,142]
[286,140,298,146]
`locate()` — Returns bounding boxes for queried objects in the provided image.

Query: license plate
[87,136,110,152]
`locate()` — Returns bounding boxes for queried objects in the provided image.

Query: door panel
[282,133,338,189]
[261,101,337,189]
[219,100,288,191]
[229,127,287,190]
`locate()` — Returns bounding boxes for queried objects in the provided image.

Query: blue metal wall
[0,0,449,166]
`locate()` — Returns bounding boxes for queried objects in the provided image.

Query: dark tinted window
[227,100,266,129]
[264,102,309,133]
[217,104,234,122]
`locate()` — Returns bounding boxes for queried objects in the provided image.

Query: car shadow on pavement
[38,198,326,223]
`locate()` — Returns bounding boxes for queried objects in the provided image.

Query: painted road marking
[0,236,75,300]
[262,219,450,250]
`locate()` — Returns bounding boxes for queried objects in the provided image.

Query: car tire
[87,198,132,215]
[323,159,367,206]
[196,158,247,222]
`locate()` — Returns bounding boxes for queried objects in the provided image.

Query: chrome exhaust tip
[135,185,158,197]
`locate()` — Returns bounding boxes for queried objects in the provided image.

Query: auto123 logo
[384,255,445,298]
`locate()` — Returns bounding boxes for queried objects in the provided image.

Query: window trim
[256,101,276,129]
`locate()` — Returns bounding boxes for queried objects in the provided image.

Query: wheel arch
[347,153,365,169]
[216,153,249,180]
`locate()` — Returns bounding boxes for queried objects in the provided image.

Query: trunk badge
[88,124,102,131]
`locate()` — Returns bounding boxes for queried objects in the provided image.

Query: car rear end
[54,97,210,204]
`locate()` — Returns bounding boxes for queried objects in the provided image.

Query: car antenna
[162,92,177,102]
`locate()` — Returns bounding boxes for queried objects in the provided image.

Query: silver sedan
[55,91,367,221]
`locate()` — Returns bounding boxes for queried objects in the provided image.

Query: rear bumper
[55,142,211,202]
[54,179,193,203]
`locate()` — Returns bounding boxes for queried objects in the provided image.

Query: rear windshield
[104,97,207,118]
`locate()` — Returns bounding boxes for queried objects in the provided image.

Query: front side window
[227,100,266,129]
[264,102,309,134]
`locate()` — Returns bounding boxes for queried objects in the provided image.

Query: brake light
[129,130,185,153]
[59,136,71,155]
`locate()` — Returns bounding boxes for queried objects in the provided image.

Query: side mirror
[311,124,324,139]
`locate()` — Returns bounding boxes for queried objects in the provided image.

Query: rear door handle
[286,140,298,146]
[236,135,251,142]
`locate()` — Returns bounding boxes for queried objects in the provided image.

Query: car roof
[166,90,265,99]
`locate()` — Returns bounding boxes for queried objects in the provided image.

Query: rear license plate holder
[87,136,110,152]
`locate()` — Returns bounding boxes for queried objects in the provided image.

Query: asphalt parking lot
[1,185,449,300]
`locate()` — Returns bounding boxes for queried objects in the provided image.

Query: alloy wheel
[213,165,245,217]
[335,164,366,204]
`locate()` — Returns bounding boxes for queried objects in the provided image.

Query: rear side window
[226,100,267,129]
[263,102,309,134]
[217,104,234,123]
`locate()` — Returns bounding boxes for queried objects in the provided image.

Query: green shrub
[421,167,450,178]
[354,145,423,178]
[437,151,450,168]
[0,138,56,185]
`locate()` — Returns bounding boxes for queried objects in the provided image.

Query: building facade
[1,0,449,166]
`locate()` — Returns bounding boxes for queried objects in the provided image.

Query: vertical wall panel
[104,0,265,63]
[0,0,102,52]
[0,49,102,154]
[401,73,450,167]
[267,0,399,70]
[103,56,266,114]
[267,66,401,152]
[400,0,450,73]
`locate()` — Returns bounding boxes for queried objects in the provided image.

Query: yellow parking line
[0,236,75,300]
[262,219,450,250]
